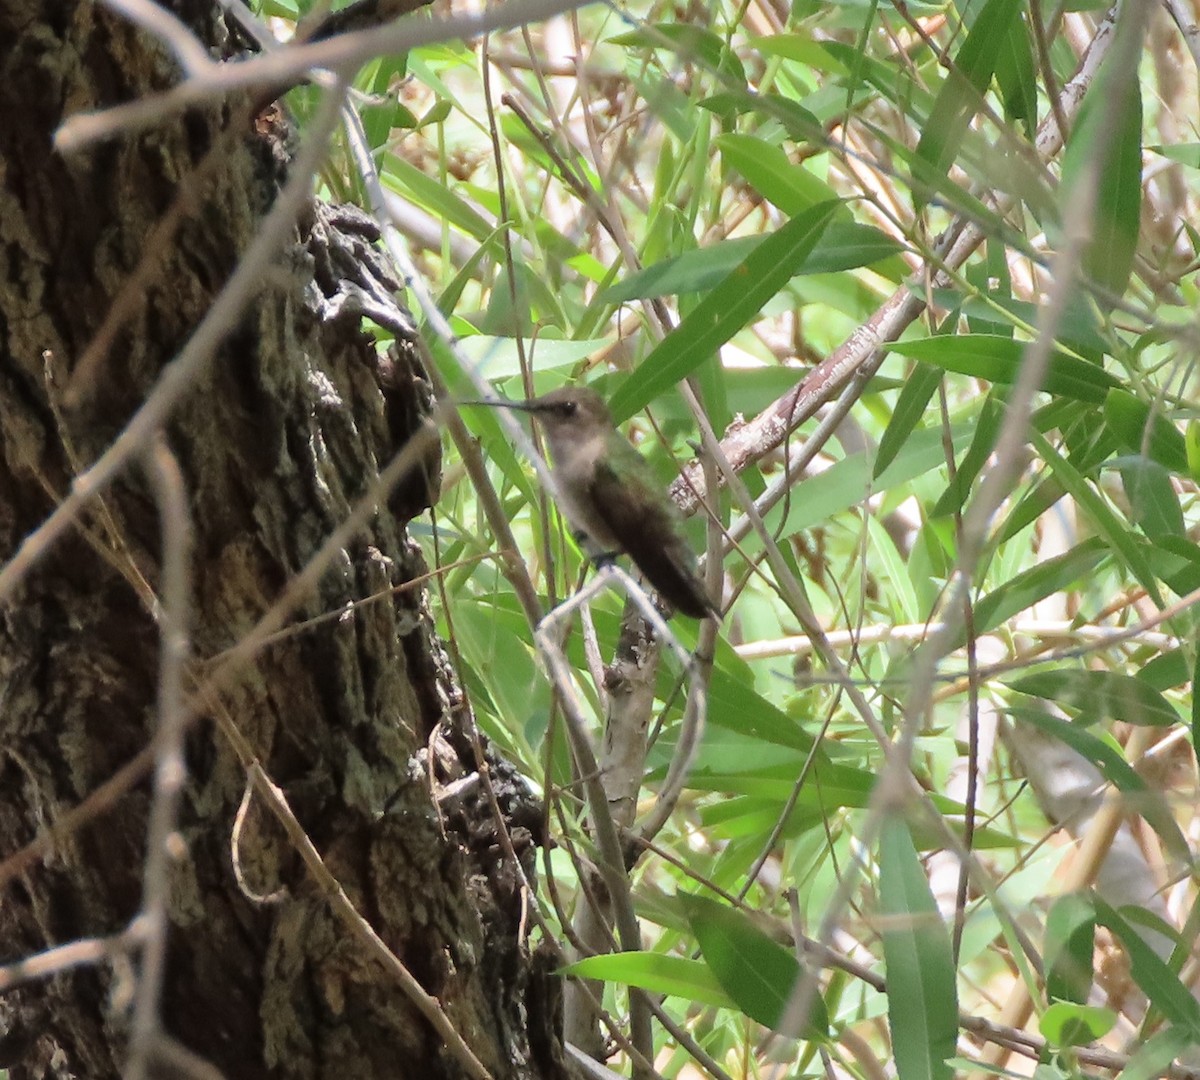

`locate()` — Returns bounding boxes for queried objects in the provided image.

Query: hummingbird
[467,386,716,620]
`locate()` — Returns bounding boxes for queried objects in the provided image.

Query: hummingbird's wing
[586,451,715,619]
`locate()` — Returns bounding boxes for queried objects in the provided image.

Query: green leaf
[1059,39,1143,297]
[602,223,904,303]
[610,23,747,85]
[1138,649,1191,691]
[931,390,1006,517]
[561,953,733,1009]
[1186,420,1200,482]
[760,423,976,553]
[1148,143,1200,168]
[994,14,1037,125]
[700,91,823,142]
[937,289,1110,355]
[1093,897,1200,1039]
[434,225,508,316]
[360,55,413,148]
[1029,429,1165,608]
[1007,707,1191,863]
[916,0,1024,180]
[875,362,943,479]
[1120,1029,1197,1080]
[1039,1001,1116,1047]
[383,157,495,241]
[972,539,1107,634]
[1117,458,1184,539]
[706,664,820,752]
[607,201,838,421]
[1103,389,1188,474]
[717,133,840,213]
[1007,669,1179,727]
[1152,535,1200,596]
[1044,893,1095,1005]
[879,819,957,1080]
[452,336,610,380]
[887,335,1121,403]
[965,240,1014,336]
[681,893,829,1037]
[1194,650,1200,752]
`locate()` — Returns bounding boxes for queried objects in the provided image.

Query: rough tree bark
[0,3,561,1077]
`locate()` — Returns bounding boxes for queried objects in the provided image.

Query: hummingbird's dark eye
[561,400,577,416]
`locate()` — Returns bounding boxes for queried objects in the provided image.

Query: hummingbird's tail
[626,540,717,620]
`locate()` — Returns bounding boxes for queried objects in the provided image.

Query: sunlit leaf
[1040,1001,1116,1047]
[603,223,903,303]
[562,953,733,1009]
[1103,390,1188,474]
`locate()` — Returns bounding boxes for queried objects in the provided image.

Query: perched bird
[469,386,716,619]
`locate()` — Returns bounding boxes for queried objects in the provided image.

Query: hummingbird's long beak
[459,397,547,415]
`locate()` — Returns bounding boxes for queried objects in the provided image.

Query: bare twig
[57,0,594,150]
[126,439,195,1080]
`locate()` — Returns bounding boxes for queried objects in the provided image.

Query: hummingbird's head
[517,386,613,440]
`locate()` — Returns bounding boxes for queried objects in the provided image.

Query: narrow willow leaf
[916,0,1024,180]
[1120,1029,1196,1080]
[383,157,494,241]
[887,335,1121,403]
[608,201,838,420]
[699,91,822,142]
[1118,458,1184,539]
[879,819,957,1080]
[1186,420,1200,482]
[1093,898,1200,1039]
[993,15,1037,125]
[717,133,840,213]
[609,23,747,84]
[561,953,733,1009]
[931,390,1005,517]
[1060,34,1144,297]
[1044,893,1095,1005]
[1138,649,1191,691]
[1007,669,1179,728]
[875,362,943,479]
[681,893,829,1038]
[1103,389,1188,474]
[1193,651,1200,753]
[972,539,1107,633]
[603,222,903,303]
[1029,429,1165,608]
[1148,536,1200,597]
[964,239,1014,337]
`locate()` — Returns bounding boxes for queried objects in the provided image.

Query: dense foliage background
[367,0,1200,1075]
[5,0,1200,1076]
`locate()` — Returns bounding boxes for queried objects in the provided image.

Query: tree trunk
[0,4,560,1077]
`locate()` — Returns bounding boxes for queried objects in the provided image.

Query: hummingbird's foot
[590,550,621,569]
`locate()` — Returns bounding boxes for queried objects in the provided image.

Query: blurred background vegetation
[266,0,1200,1075]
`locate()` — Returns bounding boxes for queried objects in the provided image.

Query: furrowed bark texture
[0,3,558,1077]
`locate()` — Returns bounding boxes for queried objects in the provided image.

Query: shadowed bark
[0,3,561,1077]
